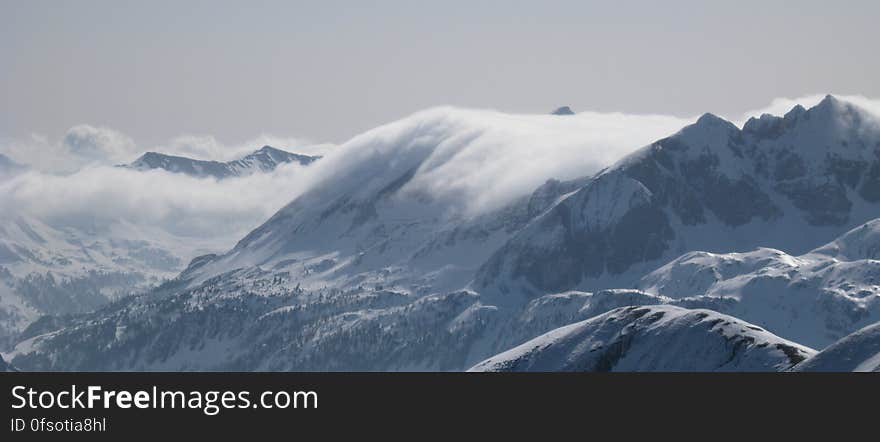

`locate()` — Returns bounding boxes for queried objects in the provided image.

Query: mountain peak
[809,94,849,117]
[794,94,880,135]
[256,145,281,154]
[551,106,575,116]
[695,112,728,126]
[819,94,840,106]
[784,104,807,120]
[135,151,164,160]
[682,112,740,137]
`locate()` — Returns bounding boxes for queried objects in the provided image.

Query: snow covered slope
[2,285,675,371]
[477,96,880,297]
[127,145,319,179]
[636,219,880,348]
[792,322,880,372]
[0,213,223,349]
[469,305,815,372]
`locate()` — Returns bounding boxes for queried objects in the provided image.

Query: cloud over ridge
[2,95,879,257]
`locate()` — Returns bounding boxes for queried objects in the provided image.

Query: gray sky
[2,0,879,146]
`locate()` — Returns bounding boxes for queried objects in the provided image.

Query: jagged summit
[816,93,841,108]
[680,112,741,142]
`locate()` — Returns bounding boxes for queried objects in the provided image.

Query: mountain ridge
[126,145,320,179]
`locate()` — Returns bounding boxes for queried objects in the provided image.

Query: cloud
[300,106,694,216]
[0,133,79,172]
[0,125,138,172]
[61,124,138,162]
[0,124,334,257]
[0,162,318,243]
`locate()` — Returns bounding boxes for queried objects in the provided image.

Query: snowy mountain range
[5,96,880,371]
[126,145,320,179]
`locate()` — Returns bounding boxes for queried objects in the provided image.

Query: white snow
[637,219,880,348]
[793,321,880,372]
[469,305,815,372]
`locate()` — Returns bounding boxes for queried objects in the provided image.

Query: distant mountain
[550,106,575,115]
[793,322,880,372]
[126,145,320,179]
[477,95,880,297]
[468,305,814,372]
